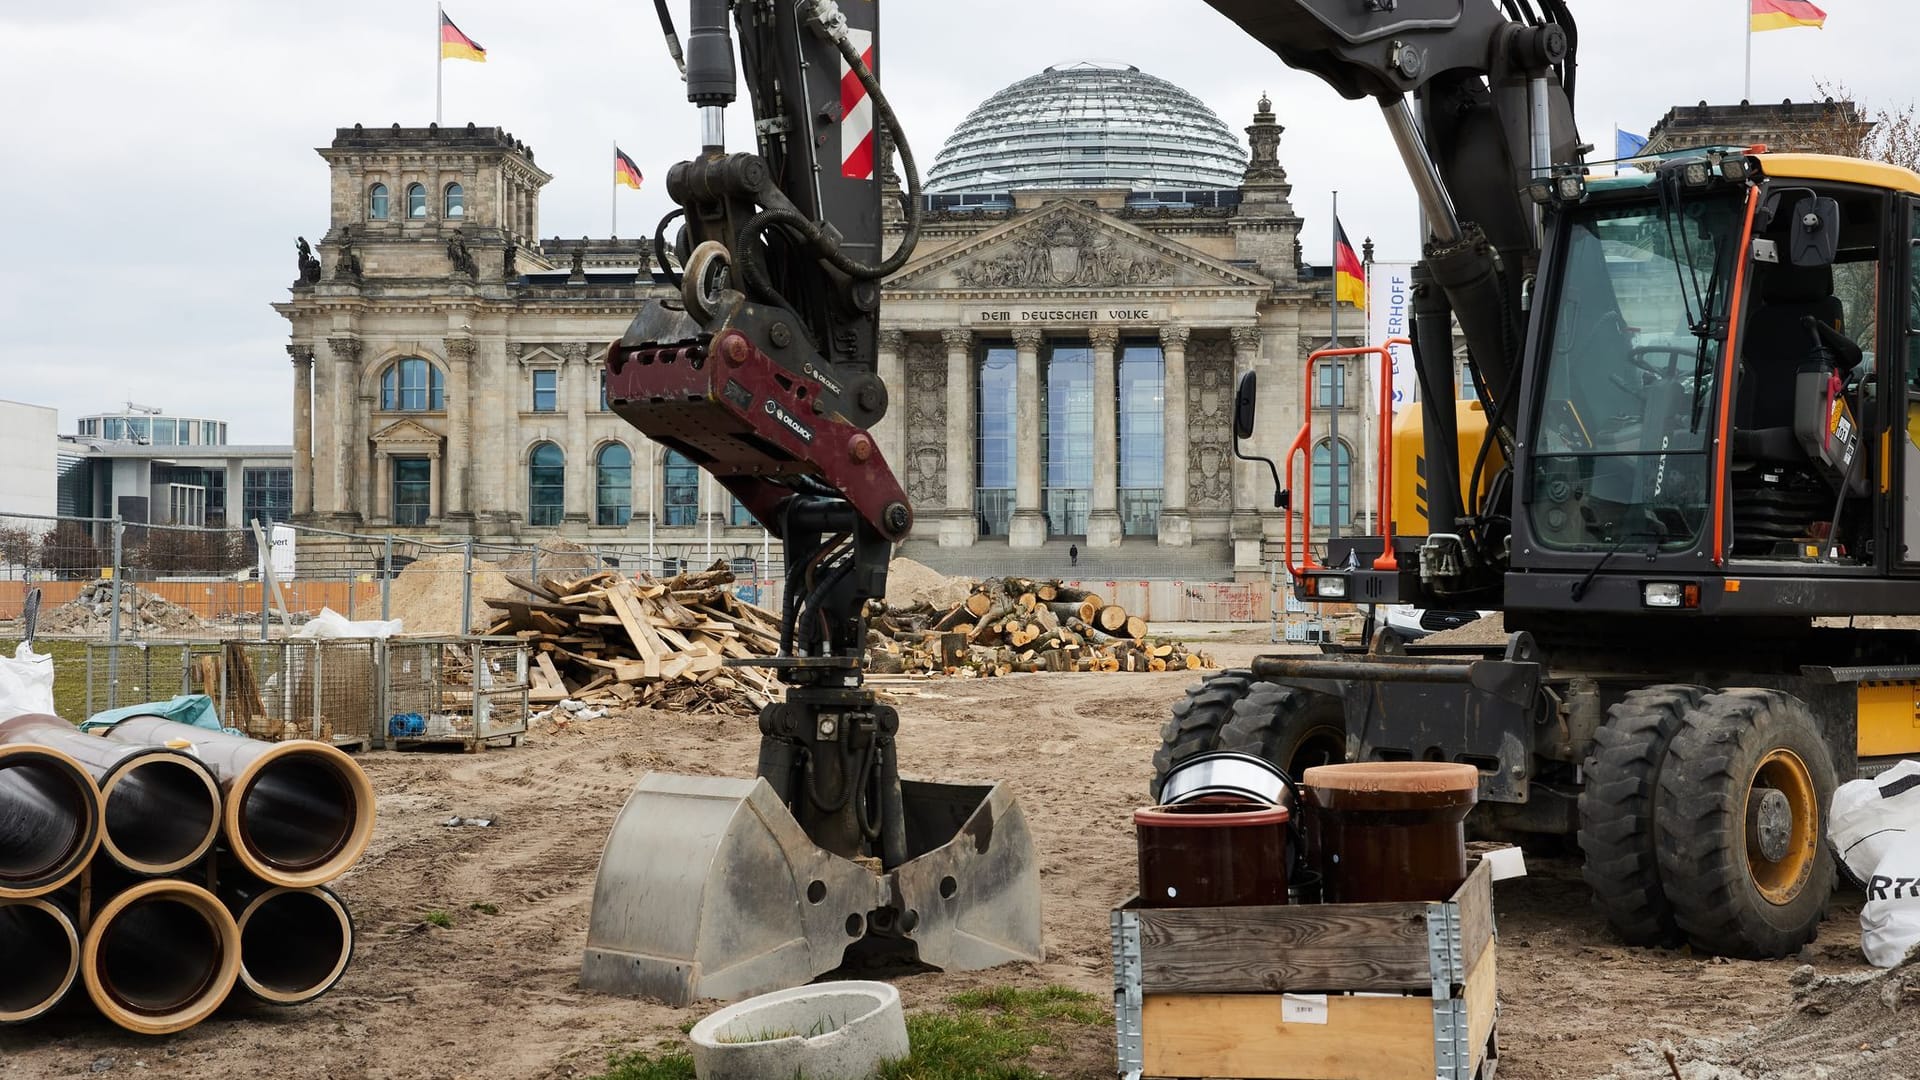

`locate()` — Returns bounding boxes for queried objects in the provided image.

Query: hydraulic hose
[0,729,102,899]
[81,878,241,1036]
[0,896,80,1024]
[102,717,375,888]
[0,714,218,876]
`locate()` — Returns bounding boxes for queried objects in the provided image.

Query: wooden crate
[1112,859,1496,1080]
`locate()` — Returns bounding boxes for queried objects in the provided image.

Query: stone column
[563,344,591,528]
[310,347,337,516]
[327,336,365,524]
[874,330,906,474]
[443,336,474,527]
[1158,325,1192,547]
[1086,327,1123,548]
[1229,325,1264,569]
[940,329,975,547]
[1008,328,1046,548]
[373,451,391,523]
[630,435,653,529]
[287,346,315,518]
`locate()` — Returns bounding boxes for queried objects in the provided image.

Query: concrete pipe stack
[0,714,375,1034]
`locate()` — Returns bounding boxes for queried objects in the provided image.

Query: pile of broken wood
[480,564,783,714]
[868,577,1214,677]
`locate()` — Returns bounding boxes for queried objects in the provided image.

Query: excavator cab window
[1727,184,1884,562]
[1527,193,1741,554]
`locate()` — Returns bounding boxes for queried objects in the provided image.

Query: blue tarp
[80,694,222,734]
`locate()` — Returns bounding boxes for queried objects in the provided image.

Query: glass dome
[926,62,1247,195]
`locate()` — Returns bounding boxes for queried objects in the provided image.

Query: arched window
[444,182,464,219]
[662,451,699,527]
[406,183,427,219]
[379,358,445,411]
[596,444,632,526]
[368,183,389,220]
[1311,439,1353,527]
[529,443,566,526]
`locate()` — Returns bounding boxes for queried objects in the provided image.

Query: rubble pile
[36,580,210,635]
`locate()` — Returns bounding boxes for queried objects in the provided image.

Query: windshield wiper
[1689,235,1730,432]
[1569,520,1666,601]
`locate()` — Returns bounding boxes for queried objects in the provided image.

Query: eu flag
[1617,129,1650,159]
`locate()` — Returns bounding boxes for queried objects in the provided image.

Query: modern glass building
[62,409,292,528]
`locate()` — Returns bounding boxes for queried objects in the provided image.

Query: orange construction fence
[0,580,384,622]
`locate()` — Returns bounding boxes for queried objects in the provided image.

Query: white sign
[1366,262,1416,413]
[269,524,297,581]
[1280,994,1329,1024]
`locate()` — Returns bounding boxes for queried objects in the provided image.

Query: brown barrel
[1134,801,1289,908]
[1301,762,1478,903]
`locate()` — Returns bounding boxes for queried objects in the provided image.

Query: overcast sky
[0,0,1905,444]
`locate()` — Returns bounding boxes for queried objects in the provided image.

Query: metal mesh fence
[382,638,529,749]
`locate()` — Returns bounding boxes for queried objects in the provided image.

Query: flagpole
[1328,190,1341,543]
[611,142,619,238]
[1744,1,1753,102]
[435,2,444,125]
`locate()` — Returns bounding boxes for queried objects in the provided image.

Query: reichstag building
[277,63,1374,577]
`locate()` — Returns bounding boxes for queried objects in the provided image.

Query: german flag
[615,148,644,191]
[1334,220,1366,310]
[1751,0,1825,31]
[440,11,487,62]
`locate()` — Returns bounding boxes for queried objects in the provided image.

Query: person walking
[1069,543,1079,568]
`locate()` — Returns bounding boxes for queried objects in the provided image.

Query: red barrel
[1302,762,1479,903]
[1134,801,1290,908]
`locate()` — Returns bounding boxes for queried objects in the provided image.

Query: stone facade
[277,102,1371,577]
[1645,99,1868,156]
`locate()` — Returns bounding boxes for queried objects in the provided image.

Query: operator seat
[1737,262,1844,439]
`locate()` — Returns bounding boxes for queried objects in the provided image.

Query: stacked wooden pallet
[479,565,783,713]
[868,577,1214,677]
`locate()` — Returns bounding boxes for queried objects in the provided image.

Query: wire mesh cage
[84,641,225,717]
[380,638,529,751]
[216,639,381,745]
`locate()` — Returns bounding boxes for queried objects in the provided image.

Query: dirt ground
[0,628,1887,1080]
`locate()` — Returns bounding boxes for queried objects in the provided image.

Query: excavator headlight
[1720,156,1750,182]
[1310,574,1349,600]
[1642,582,1700,609]
[1525,178,1554,205]
[1682,161,1712,188]
[1554,174,1585,202]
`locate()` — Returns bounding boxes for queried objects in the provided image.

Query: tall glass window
[1042,342,1093,536]
[1311,439,1352,527]
[529,443,566,526]
[662,451,699,527]
[368,183,389,220]
[381,358,444,411]
[391,458,431,526]
[243,467,291,527]
[532,370,558,412]
[595,444,632,526]
[975,341,1017,535]
[730,497,755,527]
[1118,341,1164,536]
[152,419,178,446]
[1316,361,1347,407]
[444,183,464,218]
[406,183,427,219]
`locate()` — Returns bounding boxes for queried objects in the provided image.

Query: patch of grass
[880,985,1109,1080]
[584,1049,696,1080]
[422,910,454,929]
[469,902,500,916]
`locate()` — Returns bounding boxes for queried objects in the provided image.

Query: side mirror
[1234,370,1258,440]
[1789,196,1840,268]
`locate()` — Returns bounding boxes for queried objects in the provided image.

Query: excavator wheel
[1655,689,1837,959]
[1577,685,1707,947]
[1217,683,1348,782]
[1151,670,1253,801]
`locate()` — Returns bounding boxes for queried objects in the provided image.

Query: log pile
[867,577,1214,677]
[478,564,783,714]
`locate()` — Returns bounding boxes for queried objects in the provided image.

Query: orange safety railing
[1283,339,1412,580]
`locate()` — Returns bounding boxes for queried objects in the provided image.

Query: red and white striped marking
[839,27,875,180]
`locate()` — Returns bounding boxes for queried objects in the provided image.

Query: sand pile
[1421,611,1506,647]
[1602,953,1918,1079]
[885,557,973,610]
[385,554,517,635]
[36,580,210,635]
[499,537,603,577]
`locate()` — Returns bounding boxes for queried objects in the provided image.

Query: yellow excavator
[579,0,1920,1010]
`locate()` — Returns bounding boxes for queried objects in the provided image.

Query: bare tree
[1791,83,1920,171]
